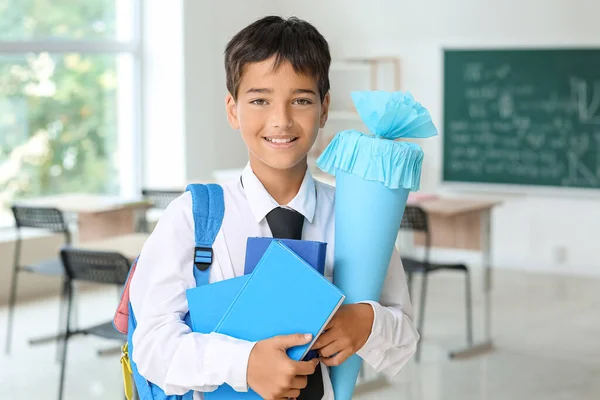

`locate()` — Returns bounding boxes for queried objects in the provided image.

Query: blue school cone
[331,169,410,399]
[317,91,438,400]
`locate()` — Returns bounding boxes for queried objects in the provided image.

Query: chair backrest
[400,205,431,262]
[400,205,429,233]
[60,248,130,285]
[141,189,182,210]
[12,205,70,235]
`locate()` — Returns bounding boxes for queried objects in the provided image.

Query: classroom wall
[180,0,600,275]
[143,0,186,189]
[182,0,284,182]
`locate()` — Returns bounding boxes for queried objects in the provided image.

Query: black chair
[57,248,130,400]
[138,189,182,232]
[399,205,473,362]
[5,206,72,356]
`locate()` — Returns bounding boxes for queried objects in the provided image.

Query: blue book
[187,238,327,334]
[187,240,338,400]
[215,240,345,361]
[186,277,254,400]
[245,237,327,364]
[244,237,327,276]
[186,275,249,333]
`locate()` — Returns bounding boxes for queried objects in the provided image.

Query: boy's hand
[311,304,374,367]
[247,333,319,400]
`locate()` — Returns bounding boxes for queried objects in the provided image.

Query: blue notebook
[244,237,327,276]
[187,238,328,334]
[244,237,327,365]
[186,239,338,399]
[186,275,249,333]
[214,240,345,361]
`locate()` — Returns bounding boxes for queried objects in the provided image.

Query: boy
[130,15,418,400]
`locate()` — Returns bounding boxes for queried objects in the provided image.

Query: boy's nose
[271,104,293,129]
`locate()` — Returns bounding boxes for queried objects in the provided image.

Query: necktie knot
[265,207,305,240]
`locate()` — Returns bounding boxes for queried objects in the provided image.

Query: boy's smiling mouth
[263,136,299,148]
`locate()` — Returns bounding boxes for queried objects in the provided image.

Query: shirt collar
[241,163,316,224]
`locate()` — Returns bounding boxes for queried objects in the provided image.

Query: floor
[1,267,599,400]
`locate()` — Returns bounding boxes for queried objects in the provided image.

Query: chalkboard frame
[440,46,600,197]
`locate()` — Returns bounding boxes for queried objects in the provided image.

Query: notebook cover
[188,240,336,400]
[214,240,345,361]
[244,237,327,276]
[186,276,259,400]
[186,275,250,333]
[186,238,327,334]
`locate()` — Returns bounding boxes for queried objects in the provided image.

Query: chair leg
[407,272,414,299]
[56,278,70,363]
[465,269,473,346]
[71,283,79,329]
[136,213,149,233]
[57,332,69,400]
[415,273,428,363]
[5,266,20,355]
[5,235,23,355]
[58,284,74,400]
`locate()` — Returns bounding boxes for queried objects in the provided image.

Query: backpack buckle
[194,247,213,271]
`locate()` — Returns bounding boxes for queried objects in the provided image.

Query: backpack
[114,183,225,400]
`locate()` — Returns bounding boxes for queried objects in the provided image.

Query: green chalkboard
[443,49,600,190]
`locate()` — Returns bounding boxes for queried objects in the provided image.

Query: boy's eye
[293,98,313,106]
[250,99,268,106]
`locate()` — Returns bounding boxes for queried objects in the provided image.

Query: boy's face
[226,57,330,172]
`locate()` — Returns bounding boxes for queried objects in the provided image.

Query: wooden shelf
[330,61,371,72]
[331,56,401,91]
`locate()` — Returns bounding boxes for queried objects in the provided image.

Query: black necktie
[265,207,304,240]
[265,207,324,400]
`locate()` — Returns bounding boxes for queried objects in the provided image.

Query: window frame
[0,0,144,229]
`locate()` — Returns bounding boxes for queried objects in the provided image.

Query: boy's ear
[225,93,240,130]
[319,92,331,129]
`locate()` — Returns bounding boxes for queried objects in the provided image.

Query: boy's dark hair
[225,16,331,102]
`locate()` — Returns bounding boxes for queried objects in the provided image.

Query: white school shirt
[130,163,419,400]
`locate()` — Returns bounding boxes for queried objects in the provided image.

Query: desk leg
[449,209,495,359]
[482,208,492,342]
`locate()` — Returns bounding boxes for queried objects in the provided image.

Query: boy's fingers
[292,358,319,375]
[290,375,308,390]
[281,389,301,399]
[321,349,352,367]
[311,329,335,350]
[275,333,313,350]
[324,314,338,329]
[318,340,345,358]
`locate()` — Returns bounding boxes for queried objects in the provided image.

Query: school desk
[15,194,152,242]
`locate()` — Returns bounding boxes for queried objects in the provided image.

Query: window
[0,0,141,228]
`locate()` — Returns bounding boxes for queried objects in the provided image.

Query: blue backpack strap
[180,184,224,400]
[125,184,224,400]
[185,183,225,287]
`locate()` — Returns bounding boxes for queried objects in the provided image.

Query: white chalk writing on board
[571,78,600,124]
[447,61,600,187]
